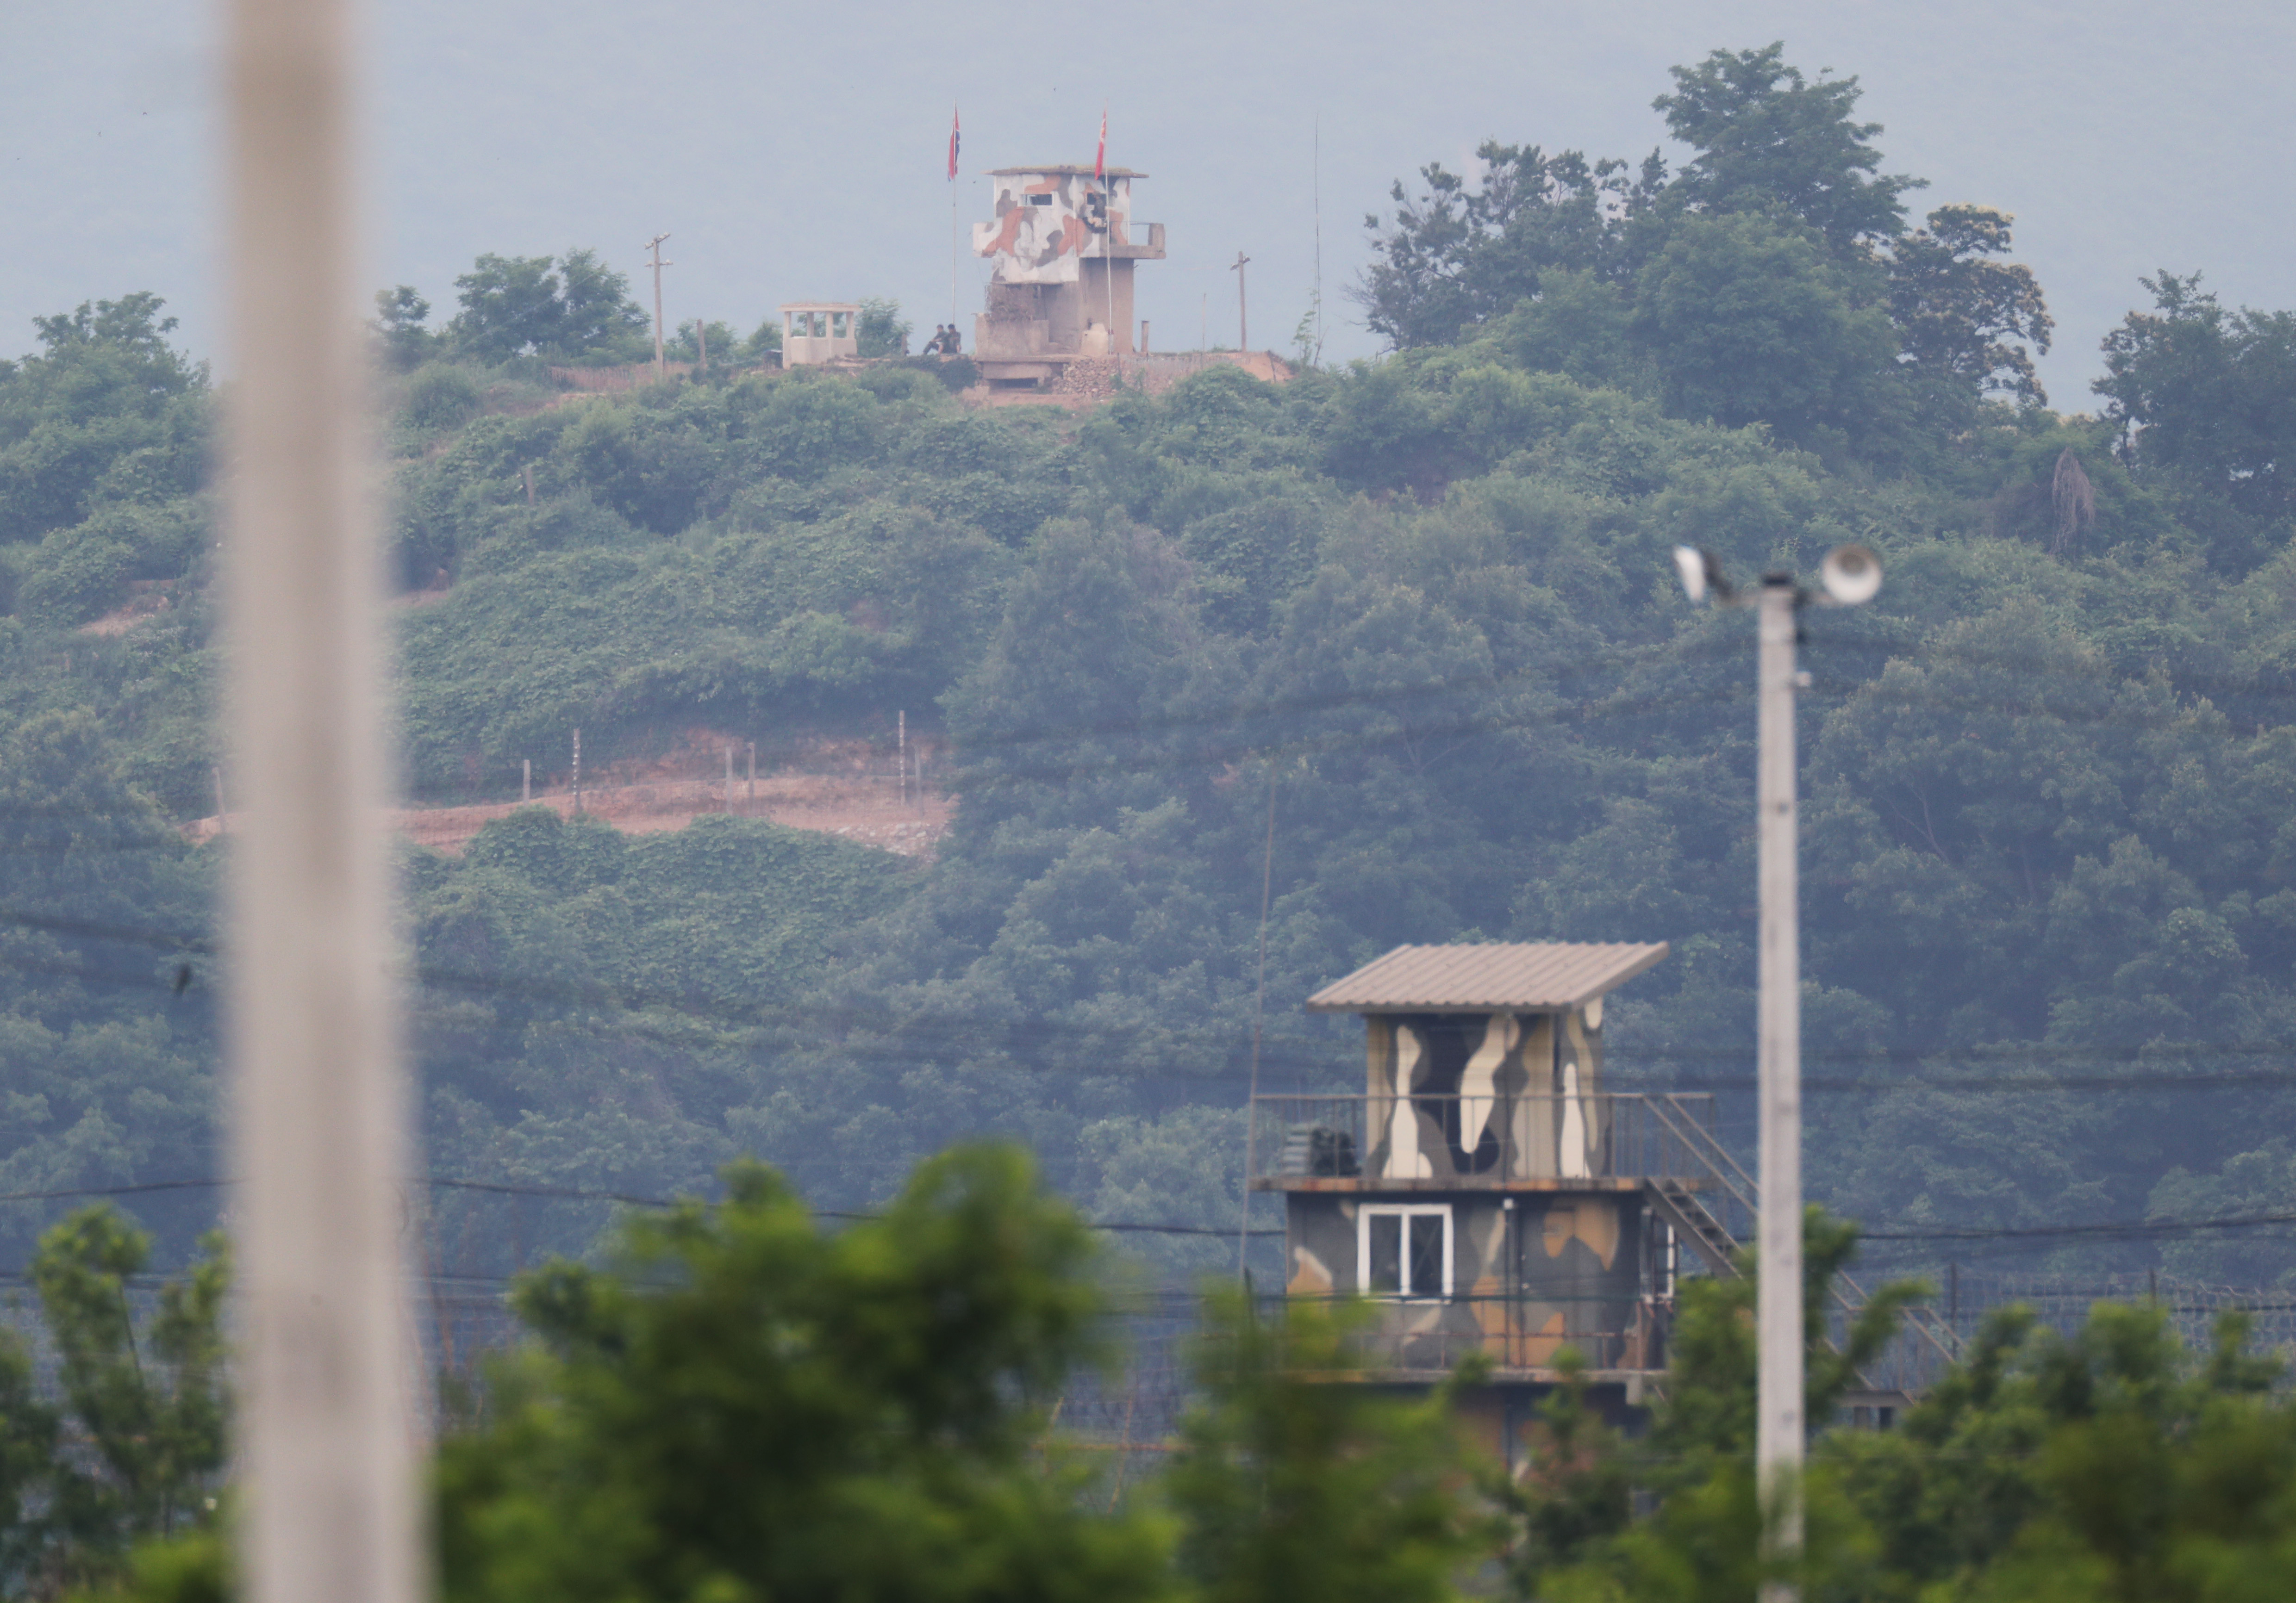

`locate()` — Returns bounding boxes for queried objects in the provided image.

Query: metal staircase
[1642,1094,1961,1383]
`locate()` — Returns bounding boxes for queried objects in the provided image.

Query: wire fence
[12,1264,2295,1459]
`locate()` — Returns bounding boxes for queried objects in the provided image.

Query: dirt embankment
[187,732,954,858]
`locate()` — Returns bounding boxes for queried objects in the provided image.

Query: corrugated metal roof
[1304,942,1670,1014]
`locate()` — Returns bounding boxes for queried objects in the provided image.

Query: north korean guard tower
[970,163,1166,387]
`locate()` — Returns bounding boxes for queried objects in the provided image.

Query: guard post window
[1360,1204,1451,1299]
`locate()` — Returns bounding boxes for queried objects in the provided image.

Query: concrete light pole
[1672,541,1881,1601]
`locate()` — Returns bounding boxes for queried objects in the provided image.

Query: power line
[0,1173,1277,1239]
[16,904,2296,1101]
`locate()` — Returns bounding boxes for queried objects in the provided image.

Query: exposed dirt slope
[187,733,953,858]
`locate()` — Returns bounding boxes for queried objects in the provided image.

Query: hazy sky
[5,0,2288,407]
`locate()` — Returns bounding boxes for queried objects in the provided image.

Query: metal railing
[1638,1093,1964,1378]
[1249,1093,1720,1186]
[1253,1089,1964,1391]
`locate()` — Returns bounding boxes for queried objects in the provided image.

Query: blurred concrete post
[222,6,418,1603]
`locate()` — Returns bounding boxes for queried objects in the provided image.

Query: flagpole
[1099,107,1115,370]
[949,106,961,342]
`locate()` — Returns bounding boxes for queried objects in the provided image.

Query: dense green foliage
[1354,43,2050,453]
[409,806,919,1279]
[1170,1290,1486,1603]
[433,1145,1169,1603]
[0,1207,227,1597]
[84,1164,2296,1603]
[7,43,2296,1305]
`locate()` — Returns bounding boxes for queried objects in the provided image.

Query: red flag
[1095,108,1106,182]
[948,106,961,181]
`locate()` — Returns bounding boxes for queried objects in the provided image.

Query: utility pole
[1672,542,1880,1603]
[643,232,672,383]
[746,740,756,814]
[572,727,582,817]
[223,6,415,1603]
[1231,252,1250,353]
[1754,571,1804,1600]
[522,758,531,804]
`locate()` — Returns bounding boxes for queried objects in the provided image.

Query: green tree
[2095,271,2296,571]
[447,250,649,364]
[0,293,206,547]
[1166,1290,1488,1603]
[1652,43,1922,259]
[1503,1212,1920,1603]
[0,1207,229,1596]
[371,286,438,372]
[435,1144,1173,1603]
[666,318,740,368]
[1482,1354,1634,1593]
[1632,211,1899,441]
[1354,144,1660,350]
[553,248,651,360]
[449,254,562,361]
[857,298,914,358]
[1833,1301,2296,1603]
[1887,204,2053,405]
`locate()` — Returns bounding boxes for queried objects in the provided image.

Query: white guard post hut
[970,165,1166,388]
[1250,941,1741,1462]
[780,302,861,366]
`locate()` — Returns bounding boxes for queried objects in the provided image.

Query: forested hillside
[7,46,2296,1289]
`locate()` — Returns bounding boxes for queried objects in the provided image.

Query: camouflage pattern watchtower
[1251,941,1726,1461]
[970,164,1165,387]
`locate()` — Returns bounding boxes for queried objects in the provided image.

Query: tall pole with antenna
[1671,541,1882,1603]
[1231,252,1250,354]
[1312,113,1323,364]
[644,232,673,383]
